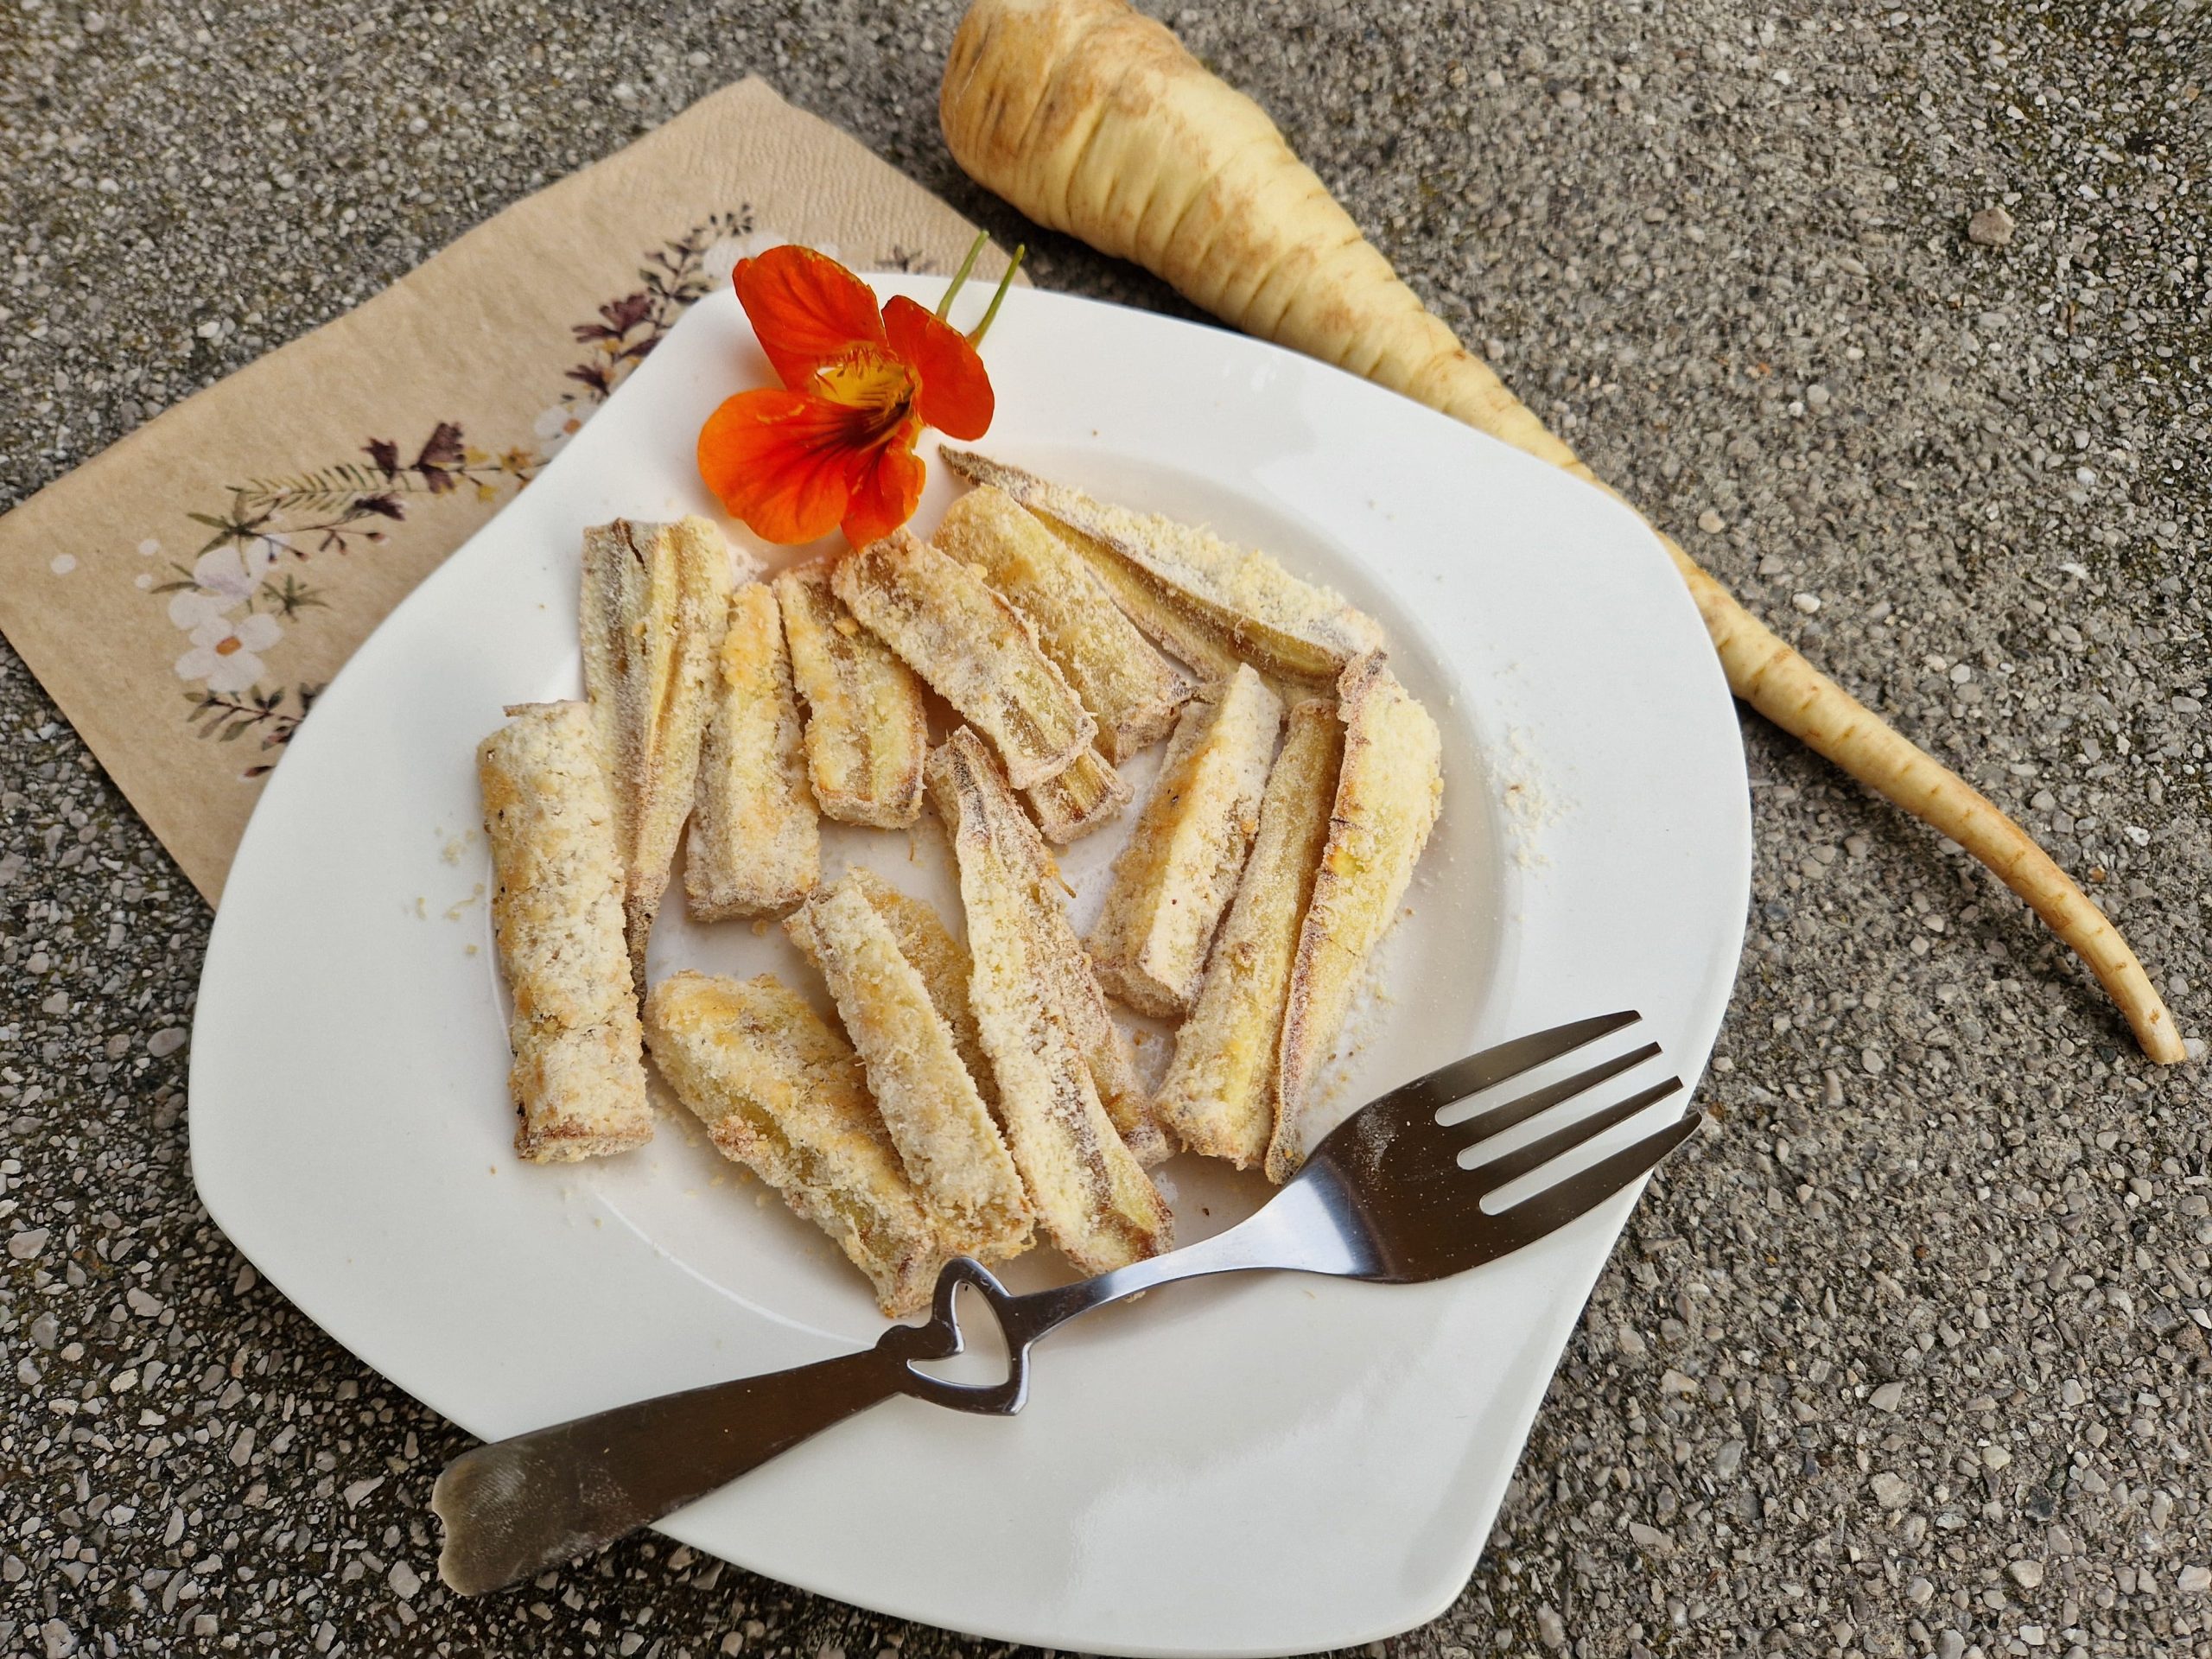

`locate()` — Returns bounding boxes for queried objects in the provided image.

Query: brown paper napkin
[0,77,1012,906]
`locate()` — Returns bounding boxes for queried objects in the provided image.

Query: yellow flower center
[812,348,916,447]
[215,635,244,656]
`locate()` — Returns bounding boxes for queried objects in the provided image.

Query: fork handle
[433,1335,925,1596]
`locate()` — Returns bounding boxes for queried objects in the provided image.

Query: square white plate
[190,277,1748,1656]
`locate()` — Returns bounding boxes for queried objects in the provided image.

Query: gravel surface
[3,1,2209,1656]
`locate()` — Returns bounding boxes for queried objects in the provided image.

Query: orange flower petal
[841,427,926,548]
[735,246,889,391]
[882,296,995,441]
[696,387,861,545]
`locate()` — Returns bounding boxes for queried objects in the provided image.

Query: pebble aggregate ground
[1,0,2208,1656]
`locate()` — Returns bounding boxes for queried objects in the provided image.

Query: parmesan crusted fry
[941,448,1382,687]
[1087,664,1284,1018]
[928,730,1168,1161]
[833,528,1096,789]
[1155,698,1339,1168]
[478,702,654,1163]
[643,970,949,1317]
[838,869,995,1111]
[773,564,928,828]
[934,483,1191,761]
[1038,907,1169,1166]
[1268,654,1444,1182]
[581,518,736,991]
[787,879,1032,1261]
[687,582,820,918]
[930,731,1173,1270]
[1023,744,1132,843]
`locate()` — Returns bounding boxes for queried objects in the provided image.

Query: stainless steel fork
[435,1010,1700,1595]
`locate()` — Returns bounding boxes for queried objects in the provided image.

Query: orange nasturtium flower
[697,237,1022,547]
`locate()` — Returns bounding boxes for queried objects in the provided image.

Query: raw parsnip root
[939,0,2183,1064]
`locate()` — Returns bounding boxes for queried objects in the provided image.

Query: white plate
[191,278,1748,1657]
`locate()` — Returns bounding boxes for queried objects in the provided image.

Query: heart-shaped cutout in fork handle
[438,1012,1703,1599]
[434,1262,1009,1598]
[897,1256,1033,1416]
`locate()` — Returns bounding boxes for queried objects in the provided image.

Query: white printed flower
[168,537,285,629]
[175,611,283,694]
[533,402,590,458]
[168,588,232,631]
[698,229,837,291]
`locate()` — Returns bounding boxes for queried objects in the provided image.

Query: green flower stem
[967,245,1026,346]
[935,232,988,320]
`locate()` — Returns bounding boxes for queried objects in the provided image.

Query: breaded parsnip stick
[581,517,736,991]
[1268,655,1444,1181]
[687,582,820,918]
[774,565,928,829]
[643,970,948,1317]
[930,732,1173,1270]
[478,702,654,1163]
[1155,699,1339,1168]
[788,879,1032,1261]
[834,529,1095,789]
[935,483,1191,761]
[942,448,1382,688]
[839,869,995,1109]
[927,730,1168,1162]
[1023,744,1132,843]
[1088,664,1284,1018]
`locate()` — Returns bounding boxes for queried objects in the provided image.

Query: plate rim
[190,275,1750,1657]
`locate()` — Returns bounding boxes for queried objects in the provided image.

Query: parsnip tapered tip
[2129,996,2188,1065]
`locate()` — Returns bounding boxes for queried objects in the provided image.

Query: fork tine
[1473,1109,1705,1256]
[1446,1041,1662,1143]
[1370,1010,1643,1123]
[1466,1076,1684,1190]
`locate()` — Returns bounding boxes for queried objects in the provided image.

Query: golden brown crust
[643,971,949,1317]
[929,731,1174,1268]
[1268,655,1443,1181]
[1022,745,1133,844]
[580,518,736,992]
[687,582,821,918]
[925,729,1169,1163]
[833,529,1096,789]
[774,564,928,828]
[1156,698,1339,1168]
[839,869,997,1114]
[934,483,1192,761]
[1086,664,1284,1018]
[939,449,1382,687]
[786,879,1033,1261]
[478,701,653,1163]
